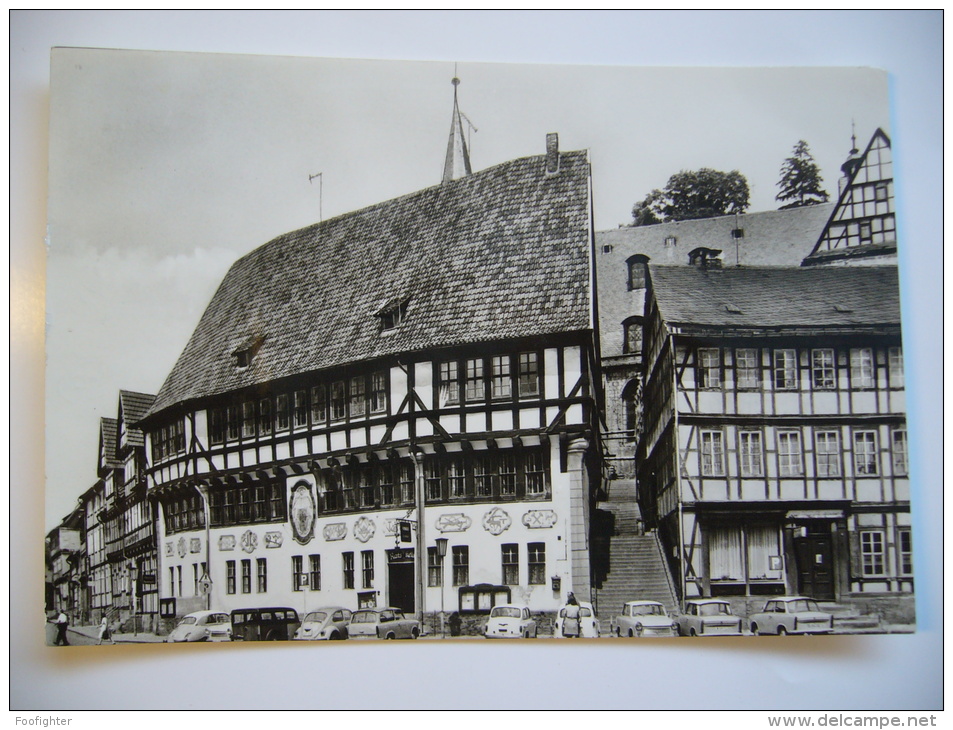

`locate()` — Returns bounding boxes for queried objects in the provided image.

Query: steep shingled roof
[649,264,901,330]
[99,417,121,470]
[147,150,592,418]
[119,390,156,447]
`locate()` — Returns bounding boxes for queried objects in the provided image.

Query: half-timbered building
[138,132,602,628]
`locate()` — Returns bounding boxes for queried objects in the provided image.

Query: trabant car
[294,606,353,641]
[166,611,232,643]
[230,607,300,641]
[676,599,743,637]
[611,600,678,638]
[483,604,538,639]
[748,596,834,636]
[554,601,600,638]
[348,607,420,640]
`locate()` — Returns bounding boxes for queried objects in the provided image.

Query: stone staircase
[819,601,884,633]
[592,479,679,631]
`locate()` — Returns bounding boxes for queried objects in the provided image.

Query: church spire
[442,75,472,183]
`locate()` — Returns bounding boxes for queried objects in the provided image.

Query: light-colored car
[166,610,232,643]
[348,607,420,640]
[611,600,678,638]
[676,599,744,637]
[748,596,834,636]
[554,601,600,638]
[483,604,538,639]
[294,606,353,640]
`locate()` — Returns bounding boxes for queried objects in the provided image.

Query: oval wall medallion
[290,481,316,545]
[482,507,512,536]
[354,517,376,543]
[521,510,558,529]
[323,523,347,542]
[436,513,472,533]
[177,537,187,558]
[240,529,258,554]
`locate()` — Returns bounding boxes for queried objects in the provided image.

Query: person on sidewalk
[97,616,113,645]
[562,593,581,638]
[51,611,70,646]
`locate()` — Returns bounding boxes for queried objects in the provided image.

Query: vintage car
[611,600,678,638]
[748,596,835,636]
[554,601,601,638]
[676,599,744,637]
[348,607,420,640]
[483,604,538,639]
[230,607,300,641]
[166,610,232,643]
[293,606,353,641]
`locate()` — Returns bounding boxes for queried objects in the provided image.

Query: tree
[776,140,830,209]
[631,168,750,226]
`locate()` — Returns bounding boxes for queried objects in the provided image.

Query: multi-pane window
[452,546,469,587]
[474,454,493,497]
[735,348,759,390]
[627,259,647,290]
[169,567,176,597]
[241,559,251,594]
[427,547,443,587]
[440,361,460,406]
[258,398,272,435]
[226,561,236,594]
[424,459,441,501]
[343,552,355,590]
[227,405,240,441]
[860,531,885,576]
[815,431,841,477]
[777,431,803,477]
[276,395,290,430]
[525,449,546,495]
[698,348,721,389]
[738,431,763,477]
[447,457,467,498]
[898,529,913,576]
[349,378,366,418]
[528,543,546,585]
[370,372,388,413]
[812,349,836,390]
[888,347,904,387]
[311,385,327,425]
[209,408,225,444]
[358,468,375,508]
[292,555,305,592]
[850,348,875,389]
[892,429,908,476]
[700,430,725,476]
[309,555,321,591]
[465,359,484,402]
[330,381,346,421]
[399,462,414,505]
[623,320,643,355]
[257,558,267,593]
[269,484,286,521]
[501,544,519,585]
[853,430,879,476]
[361,550,374,589]
[293,390,308,428]
[499,453,517,497]
[773,349,798,390]
[491,356,512,400]
[378,463,395,506]
[518,353,540,397]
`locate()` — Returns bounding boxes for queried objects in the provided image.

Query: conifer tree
[776,140,830,209]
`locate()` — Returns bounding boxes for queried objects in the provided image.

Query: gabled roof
[648,264,900,331]
[147,149,592,418]
[803,128,896,266]
[119,390,156,445]
[98,417,121,471]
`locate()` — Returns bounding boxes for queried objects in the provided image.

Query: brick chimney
[545,133,560,174]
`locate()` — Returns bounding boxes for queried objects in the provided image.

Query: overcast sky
[44,51,895,527]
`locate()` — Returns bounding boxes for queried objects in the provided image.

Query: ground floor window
[452,546,469,586]
[361,550,374,589]
[241,560,251,594]
[528,542,545,585]
[226,561,235,594]
[292,556,304,592]
[708,523,782,589]
[427,547,442,587]
[501,544,519,585]
[309,555,321,591]
[860,530,885,576]
[343,552,355,589]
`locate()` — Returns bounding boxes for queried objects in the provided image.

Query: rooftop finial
[442,69,472,183]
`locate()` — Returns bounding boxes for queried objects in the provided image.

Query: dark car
[230,607,301,641]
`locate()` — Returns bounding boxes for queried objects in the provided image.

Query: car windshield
[491,607,522,618]
[790,600,820,613]
[178,617,197,625]
[630,605,663,616]
[698,603,731,616]
[304,612,328,623]
[351,612,374,623]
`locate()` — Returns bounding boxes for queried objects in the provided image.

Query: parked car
[230,607,300,641]
[611,600,678,638]
[166,610,233,643]
[294,607,353,641]
[554,601,600,638]
[348,607,420,639]
[748,596,834,636]
[483,604,538,639]
[676,599,744,637]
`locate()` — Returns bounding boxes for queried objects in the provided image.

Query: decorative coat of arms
[177,536,187,558]
[218,534,236,552]
[482,507,512,536]
[521,510,558,529]
[190,538,202,553]
[436,513,472,533]
[165,542,173,557]
[323,523,347,541]
[240,529,258,554]
[354,516,376,543]
[264,531,283,548]
[289,481,316,545]
[384,519,397,536]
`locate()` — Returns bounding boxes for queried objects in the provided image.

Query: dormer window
[233,335,265,369]
[626,255,650,291]
[376,297,410,331]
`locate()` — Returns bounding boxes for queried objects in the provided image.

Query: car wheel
[385,632,396,640]
[532,628,538,638]
[751,623,760,636]
[615,626,621,637]
[778,626,787,636]
[411,628,419,640]
[689,628,697,637]
[628,629,634,638]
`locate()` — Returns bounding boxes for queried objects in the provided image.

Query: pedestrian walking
[562,592,580,638]
[97,616,113,645]
[51,611,70,646]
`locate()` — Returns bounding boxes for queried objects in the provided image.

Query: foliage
[631,168,750,226]
[776,140,830,209]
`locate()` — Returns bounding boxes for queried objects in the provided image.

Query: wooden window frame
[501,544,519,585]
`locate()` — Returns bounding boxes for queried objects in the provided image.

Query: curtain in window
[746,525,781,580]
[709,526,743,581]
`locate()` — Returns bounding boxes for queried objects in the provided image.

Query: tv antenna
[309,172,323,223]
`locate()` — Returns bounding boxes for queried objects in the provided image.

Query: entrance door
[794,534,834,600]
[387,554,415,614]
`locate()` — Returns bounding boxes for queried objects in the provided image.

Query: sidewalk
[69,624,166,644]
